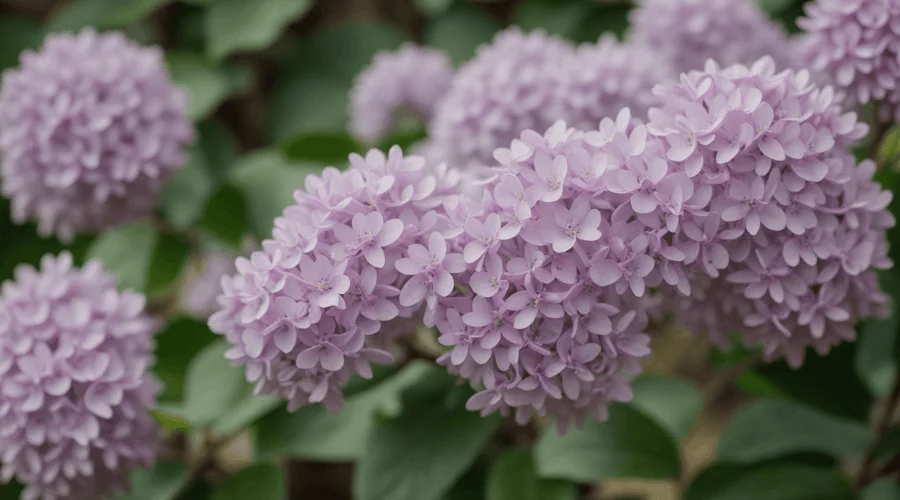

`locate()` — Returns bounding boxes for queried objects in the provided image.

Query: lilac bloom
[680,214,737,278]
[721,171,786,235]
[298,254,351,310]
[331,211,404,267]
[711,112,756,164]
[396,232,466,308]
[470,253,508,297]
[527,152,568,202]
[507,245,554,284]
[464,213,502,264]
[665,102,720,161]
[727,249,807,304]
[438,307,492,365]
[504,280,564,329]
[295,318,357,371]
[546,195,603,252]
[797,282,850,338]
[589,235,655,296]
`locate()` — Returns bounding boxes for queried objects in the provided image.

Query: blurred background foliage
[0,0,899,499]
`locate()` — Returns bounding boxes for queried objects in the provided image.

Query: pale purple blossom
[629,0,801,74]
[209,146,466,412]
[0,252,159,500]
[797,0,900,121]
[0,29,193,241]
[350,44,453,144]
[650,56,893,366]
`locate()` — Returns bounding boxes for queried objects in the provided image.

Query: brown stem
[855,377,900,492]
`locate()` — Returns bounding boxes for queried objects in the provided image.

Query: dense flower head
[0,252,159,500]
[430,27,574,168]
[629,0,799,74]
[423,113,698,433]
[349,44,454,145]
[548,35,673,132]
[209,146,466,413]
[0,28,194,241]
[648,56,893,366]
[797,0,900,121]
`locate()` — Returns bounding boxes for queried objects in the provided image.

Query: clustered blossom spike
[549,35,674,132]
[209,147,466,412]
[629,0,799,75]
[430,27,574,168]
[797,0,900,121]
[0,252,160,500]
[427,113,678,433]
[0,28,194,241]
[648,56,893,366]
[349,44,454,145]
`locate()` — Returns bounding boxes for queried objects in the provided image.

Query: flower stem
[855,376,900,492]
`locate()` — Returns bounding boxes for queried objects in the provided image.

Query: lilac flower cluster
[427,114,678,432]
[629,0,799,74]
[549,35,673,132]
[797,0,900,121]
[350,44,454,145]
[208,147,465,412]
[0,29,194,241]
[430,28,573,167]
[0,253,159,500]
[648,57,893,366]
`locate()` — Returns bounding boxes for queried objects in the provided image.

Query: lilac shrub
[629,0,799,74]
[208,147,466,412]
[0,253,160,500]
[549,35,674,132]
[797,0,900,121]
[424,114,681,433]
[649,57,893,366]
[430,28,574,167]
[0,29,194,241]
[350,44,454,145]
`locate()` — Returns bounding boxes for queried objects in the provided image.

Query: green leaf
[0,15,42,71]
[281,132,361,165]
[86,222,158,292]
[683,463,852,500]
[573,4,632,42]
[153,316,219,402]
[103,0,170,27]
[183,340,247,427]
[167,52,250,120]
[534,404,681,482]
[126,460,191,500]
[199,183,248,248]
[415,0,455,16]
[255,362,434,461]
[512,0,594,39]
[861,479,900,500]
[213,391,281,436]
[146,231,192,297]
[228,150,320,238]
[749,342,873,422]
[150,409,192,431]
[424,3,499,65]
[0,481,23,500]
[211,463,284,500]
[271,22,406,143]
[354,367,502,500]
[205,0,313,59]
[162,120,239,230]
[46,0,115,32]
[717,398,868,463]
[873,424,900,461]
[758,0,795,14]
[487,450,576,500]
[630,374,703,441]
[856,270,900,397]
